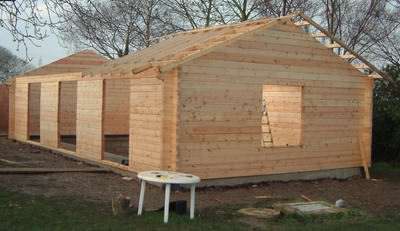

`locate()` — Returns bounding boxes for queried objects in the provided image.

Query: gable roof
[22,50,108,77]
[85,13,390,82]
[85,16,287,76]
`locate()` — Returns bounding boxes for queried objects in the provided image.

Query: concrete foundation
[198,167,361,187]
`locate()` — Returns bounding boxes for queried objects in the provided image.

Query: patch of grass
[371,162,400,181]
[1,189,400,231]
[266,209,400,231]
[0,189,246,231]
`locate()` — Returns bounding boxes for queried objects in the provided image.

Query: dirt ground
[0,136,399,215]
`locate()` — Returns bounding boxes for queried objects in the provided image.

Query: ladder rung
[340,54,356,59]
[353,63,370,69]
[262,128,271,133]
[326,43,342,49]
[294,21,310,26]
[263,143,273,147]
[311,32,327,38]
[368,73,382,79]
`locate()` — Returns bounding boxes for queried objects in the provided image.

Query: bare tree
[162,0,227,29]
[371,30,400,68]
[0,46,33,83]
[0,0,53,57]
[318,0,399,57]
[258,0,318,17]
[47,0,400,70]
[368,0,400,67]
[222,0,261,22]
[50,0,177,59]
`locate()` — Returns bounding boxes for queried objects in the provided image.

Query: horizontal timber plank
[0,167,110,174]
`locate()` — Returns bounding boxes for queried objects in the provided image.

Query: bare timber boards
[9,15,375,182]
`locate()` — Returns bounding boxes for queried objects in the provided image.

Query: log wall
[9,20,374,181]
[162,70,179,170]
[104,79,130,135]
[18,78,130,139]
[40,82,59,147]
[176,21,373,179]
[14,83,29,141]
[129,77,164,171]
[59,81,77,136]
[76,80,103,160]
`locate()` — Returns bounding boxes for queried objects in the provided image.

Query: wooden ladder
[261,99,273,147]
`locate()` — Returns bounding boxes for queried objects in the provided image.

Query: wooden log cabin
[8,14,384,183]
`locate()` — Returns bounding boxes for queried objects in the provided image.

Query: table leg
[138,180,146,215]
[190,184,196,219]
[164,183,171,223]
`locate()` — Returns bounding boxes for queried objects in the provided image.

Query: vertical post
[190,184,196,219]
[359,134,371,180]
[164,183,171,223]
[138,180,146,215]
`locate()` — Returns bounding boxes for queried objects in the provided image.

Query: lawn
[1,189,400,231]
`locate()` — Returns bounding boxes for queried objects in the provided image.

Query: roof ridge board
[87,25,237,76]
[158,17,292,73]
[156,28,251,62]
[85,14,293,77]
[168,18,272,37]
[88,27,219,75]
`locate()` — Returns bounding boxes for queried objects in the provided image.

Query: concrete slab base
[273,201,345,215]
[199,167,361,187]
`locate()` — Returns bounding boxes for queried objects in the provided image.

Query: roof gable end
[21,50,108,77]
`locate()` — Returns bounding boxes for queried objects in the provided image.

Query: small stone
[31,149,41,153]
[252,184,258,188]
[122,176,133,181]
[335,199,347,208]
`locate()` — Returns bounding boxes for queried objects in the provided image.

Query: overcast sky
[0,26,70,68]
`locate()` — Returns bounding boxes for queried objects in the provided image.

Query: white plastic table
[137,171,201,223]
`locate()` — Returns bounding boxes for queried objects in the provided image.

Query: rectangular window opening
[59,81,77,151]
[28,83,41,142]
[102,79,130,166]
[261,85,303,147]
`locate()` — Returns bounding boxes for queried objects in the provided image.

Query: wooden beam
[131,63,153,74]
[24,140,135,177]
[0,158,27,166]
[0,167,110,174]
[353,63,370,70]
[368,73,383,79]
[311,32,327,38]
[325,43,342,49]
[294,21,310,26]
[358,135,371,180]
[340,54,356,60]
[296,12,393,83]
